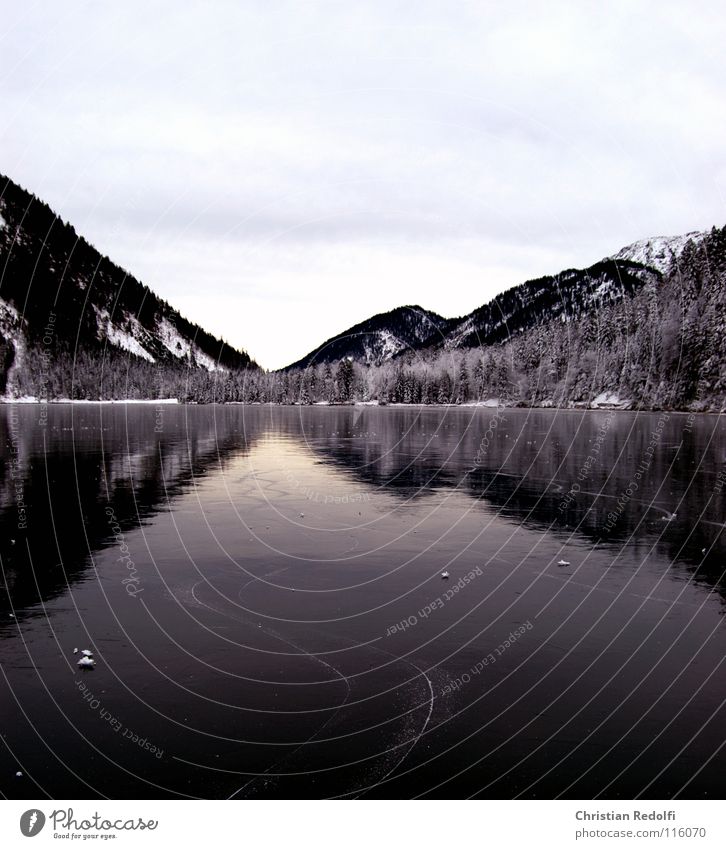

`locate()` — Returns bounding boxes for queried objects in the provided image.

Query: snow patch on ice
[591,392,632,409]
[0,398,180,405]
[64,398,179,405]
[459,398,505,407]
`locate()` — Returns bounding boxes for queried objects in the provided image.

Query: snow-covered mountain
[278,224,726,411]
[435,258,659,352]
[285,305,448,369]
[2,168,716,404]
[611,231,708,274]
[284,229,710,369]
[0,174,256,397]
[426,228,713,353]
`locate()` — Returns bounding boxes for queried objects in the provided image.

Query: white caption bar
[2,800,724,848]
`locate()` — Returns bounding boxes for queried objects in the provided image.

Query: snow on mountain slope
[612,231,707,274]
[444,229,715,354]
[93,306,156,362]
[158,317,225,372]
[159,317,193,360]
[87,310,229,371]
[438,260,658,352]
[285,306,448,369]
[0,173,255,386]
[0,296,27,398]
[363,329,405,363]
[0,297,21,332]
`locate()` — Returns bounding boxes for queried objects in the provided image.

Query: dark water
[1,403,724,800]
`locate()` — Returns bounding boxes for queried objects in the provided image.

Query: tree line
[8,226,726,411]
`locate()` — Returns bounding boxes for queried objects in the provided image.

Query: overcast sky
[2,1,725,369]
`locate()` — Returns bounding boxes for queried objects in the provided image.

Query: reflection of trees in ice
[0,405,257,623]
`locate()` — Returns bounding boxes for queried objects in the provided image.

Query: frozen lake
[1,404,724,798]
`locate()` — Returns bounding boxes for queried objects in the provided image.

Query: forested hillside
[0,175,256,400]
[275,226,726,411]
[1,172,722,410]
[434,258,659,351]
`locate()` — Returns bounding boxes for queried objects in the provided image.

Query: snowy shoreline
[0,397,180,405]
[0,397,720,414]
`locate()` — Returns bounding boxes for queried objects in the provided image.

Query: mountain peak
[611,230,708,274]
[282,226,718,370]
[284,304,448,370]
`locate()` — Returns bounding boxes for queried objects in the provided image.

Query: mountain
[284,305,449,369]
[464,224,726,411]
[428,227,711,353]
[277,224,725,410]
[2,169,721,411]
[282,227,709,370]
[435,258,660,351]
[612,231,708,274]
[0,174,256,399]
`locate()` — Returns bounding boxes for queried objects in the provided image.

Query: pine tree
[472,358,484,399]
[457,358,470,403]
[336,358,354,402]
